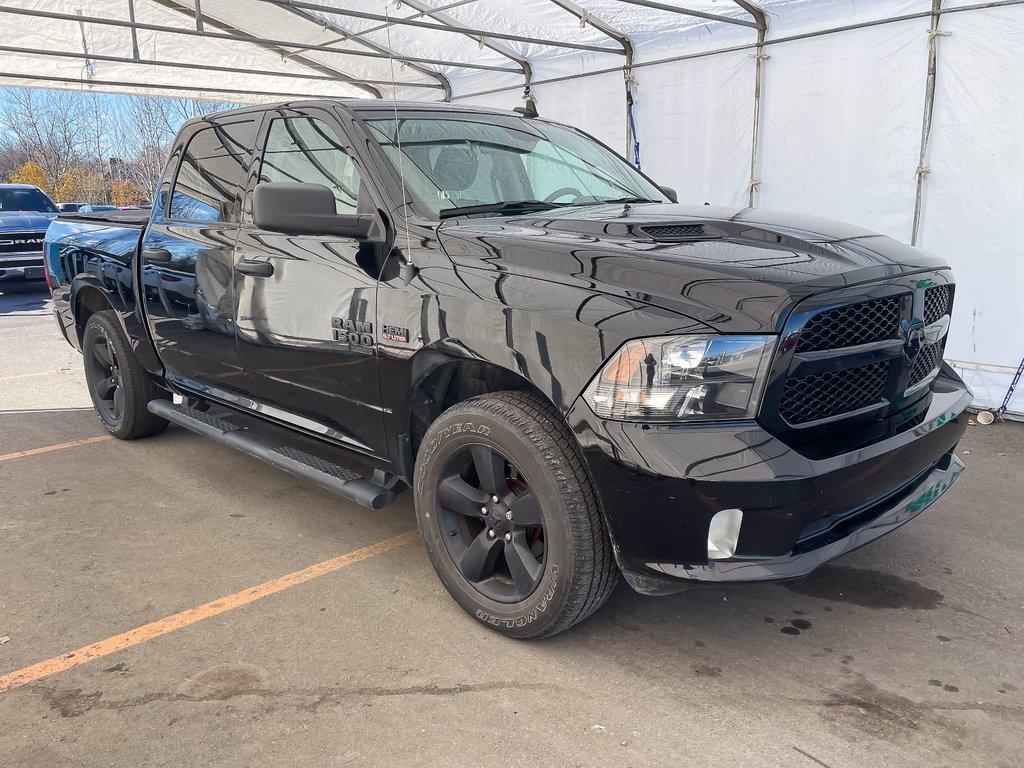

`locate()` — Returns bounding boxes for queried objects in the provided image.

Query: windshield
[364,114,667,219]
[0,187,57,213]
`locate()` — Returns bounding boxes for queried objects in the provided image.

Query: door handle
[143,248,171,264]
[235,260,275,277]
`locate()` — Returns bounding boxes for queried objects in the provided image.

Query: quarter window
[260,117,361,214]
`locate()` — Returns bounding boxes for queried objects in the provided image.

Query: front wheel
[82,311,169,439]
[413,391,619,638]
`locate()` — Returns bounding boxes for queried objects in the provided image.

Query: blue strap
[627,98,641,170]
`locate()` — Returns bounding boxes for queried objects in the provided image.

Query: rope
[997,355,1024,418]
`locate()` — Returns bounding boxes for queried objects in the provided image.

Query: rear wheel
[82,311,169,439]
[414,391,619,638]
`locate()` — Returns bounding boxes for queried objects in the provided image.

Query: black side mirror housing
[659,185,678,203]
[253,182,374,238]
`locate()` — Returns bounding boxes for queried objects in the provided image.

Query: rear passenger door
[142,118,255,395]
[232,107,388,458]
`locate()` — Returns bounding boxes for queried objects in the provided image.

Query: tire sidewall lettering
[415,421,491,495]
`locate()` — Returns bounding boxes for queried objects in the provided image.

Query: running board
[147,400,399,510]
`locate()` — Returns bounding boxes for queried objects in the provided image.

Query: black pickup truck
[45,100,970,638]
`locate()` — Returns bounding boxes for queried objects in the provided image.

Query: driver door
[232,107,388,458]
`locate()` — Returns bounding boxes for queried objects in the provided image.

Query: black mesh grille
[909,343,943,387]
[923,285,952,324]
[641,224,705,240]
[795,295,902,353]
[779,360,890,424]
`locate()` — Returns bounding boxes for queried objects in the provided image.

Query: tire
[82,310,170,439]
[414,391,619,638]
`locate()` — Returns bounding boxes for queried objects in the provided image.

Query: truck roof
[181,99,526,128]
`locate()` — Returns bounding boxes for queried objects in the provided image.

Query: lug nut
[505,511,512,520]
[504,532,512,541]
[492,495,500,503]
[480,506,488,515]
[487,529,496,539]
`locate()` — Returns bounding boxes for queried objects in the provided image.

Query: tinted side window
[260,118,360,214]
[169,120,254,223]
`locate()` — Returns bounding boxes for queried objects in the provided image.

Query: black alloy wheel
[435,444,547,603]
[85,330,125,423]
[413,391,619,638]
[82,311,169,439]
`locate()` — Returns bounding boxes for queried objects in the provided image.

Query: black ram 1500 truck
[45,100,970,638]
[1,183,58,289]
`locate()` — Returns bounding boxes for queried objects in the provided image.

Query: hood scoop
[639,223,719,241]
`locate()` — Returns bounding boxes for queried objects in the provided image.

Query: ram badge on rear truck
[44,100,970,638]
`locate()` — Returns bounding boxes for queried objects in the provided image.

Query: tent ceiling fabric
[1,0,1022,413]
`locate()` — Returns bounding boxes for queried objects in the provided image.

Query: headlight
[583,335,776,422]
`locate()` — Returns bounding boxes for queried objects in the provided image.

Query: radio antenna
[384,5,415,275]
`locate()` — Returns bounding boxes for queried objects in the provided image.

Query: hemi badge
[381,325,409,343]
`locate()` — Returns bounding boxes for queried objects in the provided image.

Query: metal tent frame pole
[734,1,768,207]
[276,5,453,100]
[912,0,945,245]
[0,5,522,74]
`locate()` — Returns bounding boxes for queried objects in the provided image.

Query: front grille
[641,224,706,240]
[779,360,890,424]
[0,232,46,255]
[795,295,902,353]
[923,284,952,324]
[909,343,943,387]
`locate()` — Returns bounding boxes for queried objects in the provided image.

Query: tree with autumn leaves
[1,88,236,205]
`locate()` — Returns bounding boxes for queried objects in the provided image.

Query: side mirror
[253,182,374,238]
[659,185,678,203]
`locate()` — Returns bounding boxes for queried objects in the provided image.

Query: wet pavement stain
[781,565,944,610]
[781,626,801,636]
[929,679,960,693]
[791,619,813,631]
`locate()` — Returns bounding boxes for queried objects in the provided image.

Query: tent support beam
[612,0,759,29]
[546,0,636,159]
[911,0,944,245]
[0,45,443,89]
[154,0,383,98]
[0,70,349,101]
[278,5,453,100]
[0,6,522,74]
[327,0,481,43]
[396,0,534,95]
[126,0,140,61]
[256,0,623,54]
[734,1,768,207]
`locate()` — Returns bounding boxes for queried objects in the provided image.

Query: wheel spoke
[438,475,489,517]
[505,533,543,596]
[510,490,543,526]
[94,379,115,401]
[458,529,502,582]
[92,340,113,368]
[112,386,125,418]
[470,445,509,497]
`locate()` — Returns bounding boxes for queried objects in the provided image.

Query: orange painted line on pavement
[0,435,112,462]
[0,530,420,694]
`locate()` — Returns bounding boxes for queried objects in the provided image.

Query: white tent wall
[917,4,1024,411]
[755,19,929,242]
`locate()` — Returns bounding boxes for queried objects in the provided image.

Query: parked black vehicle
[45,101,970,637]
[1,183,58,289]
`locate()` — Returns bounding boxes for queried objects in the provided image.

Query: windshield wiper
[438,200,567,220]
[598,196,662,205]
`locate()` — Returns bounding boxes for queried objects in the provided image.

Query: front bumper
[0,262,46,283]
[568,368,971,595]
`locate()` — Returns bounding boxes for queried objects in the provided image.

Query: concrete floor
[1,286,1022,768]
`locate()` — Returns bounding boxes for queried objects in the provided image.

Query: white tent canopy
[1,0,1021,412]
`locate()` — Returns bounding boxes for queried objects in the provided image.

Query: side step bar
[148,400,399,510]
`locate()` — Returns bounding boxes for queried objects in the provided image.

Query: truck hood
[0,211,56,231]
[436,203,948,333]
